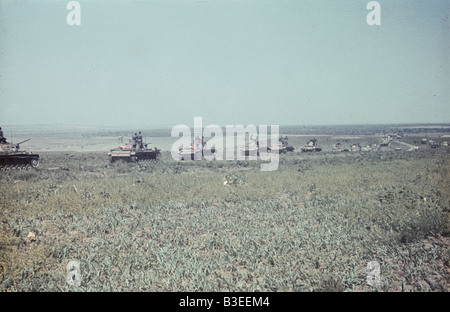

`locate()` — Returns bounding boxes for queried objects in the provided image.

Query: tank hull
[301,147,322,152]
[270,144,287,154]
[179,149,203,160]
[178,147,216,160]
[285,146,295,152]
[0,153,39,170]
[240,148,259,156]
[240,143,260,157]
[108,149,159,162]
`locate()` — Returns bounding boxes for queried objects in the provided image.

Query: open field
[0,125,449,292]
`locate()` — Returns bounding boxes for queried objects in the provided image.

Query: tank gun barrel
[16,138,31,145]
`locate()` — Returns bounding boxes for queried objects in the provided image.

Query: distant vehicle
[0,138,39,171]
[179,145,204,160]
[350,144,361,152]
[429,140,439,149]
[179,135,216,160]
[371,143,380,152]
[421,138,427,144]
[380,134,392,147]
[270,143,287,154]
[240,136,259,157]
[278,136,295,152]
[332,143,343,153]
[441,141,448,147]
[108,137,160,162]
[331,143,350,153]
[301,139,322,152]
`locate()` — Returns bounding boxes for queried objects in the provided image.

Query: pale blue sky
[0,0,449,127]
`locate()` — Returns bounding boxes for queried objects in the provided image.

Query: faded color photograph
[0,0,449,294]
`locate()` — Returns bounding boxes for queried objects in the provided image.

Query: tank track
[0,154,39,171]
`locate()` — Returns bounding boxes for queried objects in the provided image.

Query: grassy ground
[0,149,449,291]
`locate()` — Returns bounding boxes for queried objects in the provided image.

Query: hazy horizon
[2,121,450,128]
[1,0,449,127]
[2,121,450,134]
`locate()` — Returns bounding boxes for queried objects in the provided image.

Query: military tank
[179,146,204,160]
[332,143,343,153]
[270,143,286,154]
[301,138,322,152]
[108,139,160,163]
[350,144,361,152]
[0,138,39,171]
[239,135,260,157]
[429,140,439,149]
[332,142,350,153]
[272,136,295,153]
[380,138,391,147]
[179,135,216,160]
[240,142,259,157]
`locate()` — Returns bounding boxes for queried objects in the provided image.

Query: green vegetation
[0,150,449,291]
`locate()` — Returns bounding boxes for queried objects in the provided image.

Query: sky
[0,0,449,128]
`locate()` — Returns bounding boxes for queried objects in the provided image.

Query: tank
[179,136,216,160]
[371,143,380,152]
[0,138,40,171]
[332,143,350,153]
[332,143,343,153]
[178,145,204,160]
[429,140,439,149]
[301,138,322,152]
[350,144,361,152]
[239,135,260,157]
[108,138,160,163]
[275,136,294,153]
[380,134,392,147]
[240,142,259,157]
[270,143,287,154]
